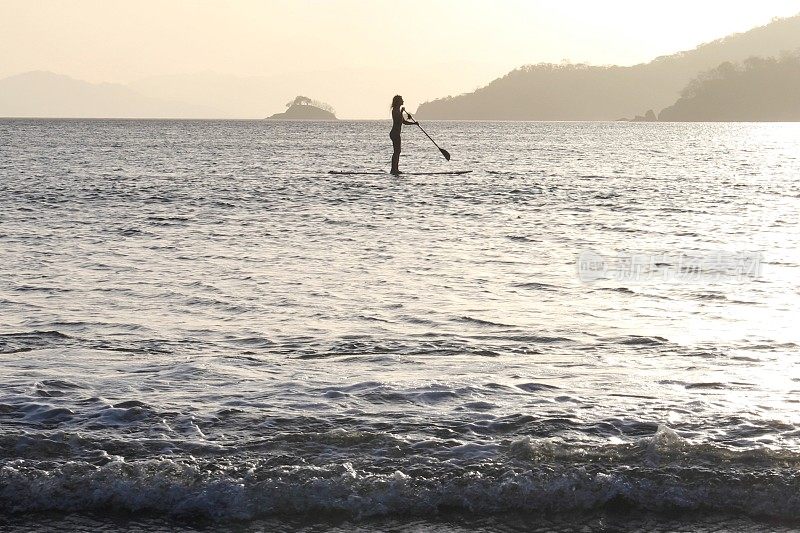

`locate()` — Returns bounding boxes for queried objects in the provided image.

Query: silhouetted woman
[390,95,417,175]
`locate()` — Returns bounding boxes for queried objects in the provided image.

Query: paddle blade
[440,148,451,161]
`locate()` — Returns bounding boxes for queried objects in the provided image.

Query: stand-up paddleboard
[329,170,472,176]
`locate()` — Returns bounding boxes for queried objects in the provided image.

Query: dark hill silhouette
[416,15,800,120]
[267,96,337,120]
[0,71,214,118]
[659,53,800,121]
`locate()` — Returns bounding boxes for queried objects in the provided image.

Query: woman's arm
[402,110,418,125]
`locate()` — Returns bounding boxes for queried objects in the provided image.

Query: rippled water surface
[1,119,799,531]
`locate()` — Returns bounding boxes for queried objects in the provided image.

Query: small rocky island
[618,109,657,122]
[267,95,337,120]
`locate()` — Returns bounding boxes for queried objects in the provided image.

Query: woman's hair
[391,95,403,109]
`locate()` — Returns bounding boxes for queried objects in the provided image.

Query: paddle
[404,110,451,161]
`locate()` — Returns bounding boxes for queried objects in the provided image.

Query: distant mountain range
[659,53,800,121]
[0,71,215,118]
[0,68,474,120]
[417,15,800,120]
[2,15,800,121]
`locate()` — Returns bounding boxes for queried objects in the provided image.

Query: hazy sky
[2,0,799,117]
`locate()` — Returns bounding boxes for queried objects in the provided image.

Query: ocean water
[1,119,800,532]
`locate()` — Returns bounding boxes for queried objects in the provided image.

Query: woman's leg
[391,134,401,174]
